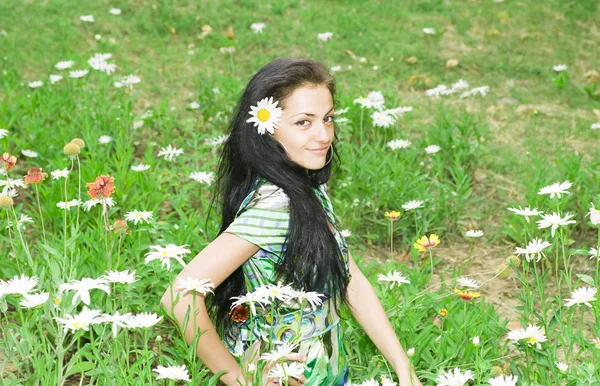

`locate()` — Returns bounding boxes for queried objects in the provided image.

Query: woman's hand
[240,341,307,386]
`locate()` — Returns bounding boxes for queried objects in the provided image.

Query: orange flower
[24,167,48,184]
[0,152,17,172]
[454,288,481,301]
[228,304,249,323]
[86,175,115,199]
[413,234,440,252]
[385,210,401,221]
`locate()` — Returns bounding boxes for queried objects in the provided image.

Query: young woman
[161,58,421,386]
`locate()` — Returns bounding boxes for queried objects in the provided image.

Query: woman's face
[272,84,335,170]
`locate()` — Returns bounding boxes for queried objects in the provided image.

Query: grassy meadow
[1,0,600,384]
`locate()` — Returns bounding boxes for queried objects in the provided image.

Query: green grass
[1,0,600,385]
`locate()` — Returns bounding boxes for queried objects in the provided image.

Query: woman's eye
[295,120,311,127]
[325,115,334,123]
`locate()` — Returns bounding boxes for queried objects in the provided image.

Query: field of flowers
[1,0,600,385]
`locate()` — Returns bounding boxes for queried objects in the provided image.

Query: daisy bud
[472,336,480,347]
[70,138,86,149]
[63,143,81,156]
[247,363,256,374]
[490,366,504,377]
[502,363,511,374]
[155,335,162,343]
[54,296,61,306]
[406,347,415,358]
[0,195,13,208]
[438,308,448,317]
[497,263,511,279]
[507,255,521,268]
[113,219,128,233]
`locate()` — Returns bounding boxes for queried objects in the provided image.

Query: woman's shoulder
[246,179,289,211]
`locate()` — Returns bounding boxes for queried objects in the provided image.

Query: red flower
[228,304,250,323]
[86,175,115,199]
[0,152,17,172]
[23,167,48,184]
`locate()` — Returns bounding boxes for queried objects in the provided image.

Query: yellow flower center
[257,109,270,122]
[161,251,168,257]
[528,337,538,343]
[73,322,80,329]
[136,213,143,217]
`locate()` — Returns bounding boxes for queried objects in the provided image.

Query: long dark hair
[207,57,350,333]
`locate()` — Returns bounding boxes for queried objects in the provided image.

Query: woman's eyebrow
[290,106,334,118]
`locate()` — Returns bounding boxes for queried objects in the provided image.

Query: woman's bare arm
[160,232,259,386]
[346,253,421,385]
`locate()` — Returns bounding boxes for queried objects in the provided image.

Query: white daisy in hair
[246,96,283,135]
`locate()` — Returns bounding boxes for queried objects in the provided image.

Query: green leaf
[64,361,95,378]
[576,274,595,286]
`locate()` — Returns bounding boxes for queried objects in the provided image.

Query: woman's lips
[307,146,329,155]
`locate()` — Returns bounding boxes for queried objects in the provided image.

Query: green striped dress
[223,178,351,385]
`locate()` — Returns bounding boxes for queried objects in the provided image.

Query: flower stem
[34,184,47,245]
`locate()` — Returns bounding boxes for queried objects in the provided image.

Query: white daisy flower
[190,171,215,185]
[103,270,137,284]
[131,163,150,172]
[425,145,441,154]
[553,64,567,72]
[153,365,191,382]
[116,74,141,89]
[377,270,410,289]
[205,135,229,146]
[261,342,298,363]
[250,22,266,33]
[6,214,34,231]
[451,79,469,90]
[261,283,295,302]
[465,230,484,238]
[124,210,153,225]
[56,199,82,211]
[219,47,235,54]
[69,69,89,78]
[591,122,600,130]
[513,238,552,262]
[20,292,49,308]
[555,361,568,373]
[422,27,436,35]
[456,277,480,289]
[82,197,115,212]
[96,311,132,338]
[246,96,283,135]
[488,375,518,386]
[435,367,474,386]
[371,111,396,128]
[189,101,200,109]
[49,74,63,84]
[268,362,306,382]
[55,60,74,70]
[80,15,95,22]
[426,84,454,98]
[589,247,599,261]
[587,203,600,225]
[109,8,121,15]
[126,312,163,328]
[157,144,184,161]
[537,212,576,237]
[88,54,117,75]
[538,180,572,199]
[54,307,102,333]
[387,139,412,150]
[98,135,113,144]
[175,277,215,297]
[331,65,342,72]
[406,347,415,357]
[356,379,379,386]
[51,168,70,179]
[144,244,191,270]
[507,206,543,223]
[28,81,43,89]
[402,200,424,211]
[472,336,480,346]
[59,277,110,305]
[316,32,333,42]
[564,286,597,308]
[230,291,271,315]
[460,86,490,98]
[340,229,351,238]
[353,91,385,110]
[0,129,8,139]
[4,274,39,296]
[133,120,144,129]
[507,324,547,349]
[289,289,324,311]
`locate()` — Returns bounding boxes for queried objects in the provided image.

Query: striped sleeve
[224,183,290,254]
